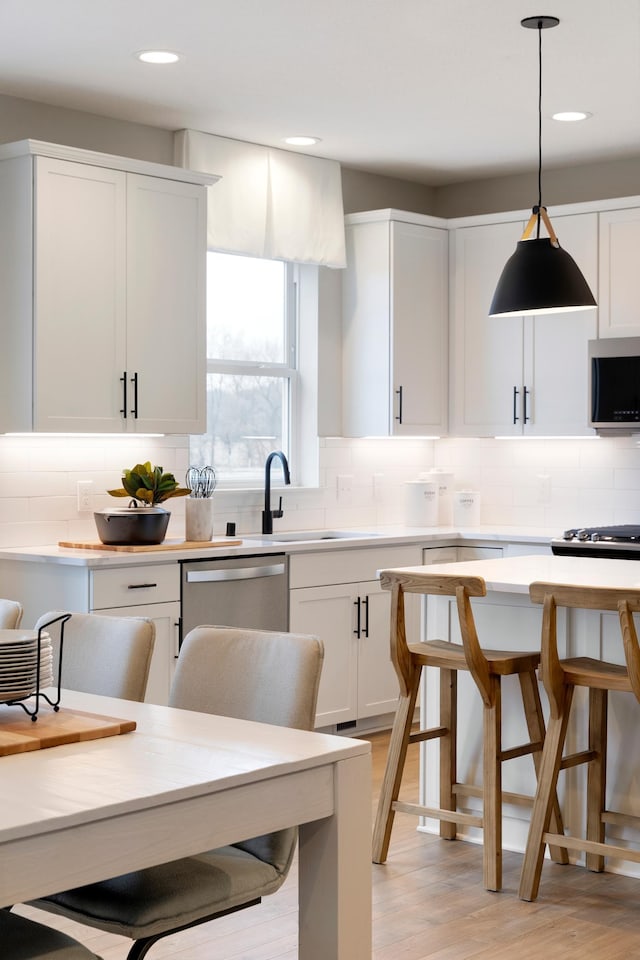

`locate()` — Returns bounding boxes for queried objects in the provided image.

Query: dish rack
[3,612,72,721]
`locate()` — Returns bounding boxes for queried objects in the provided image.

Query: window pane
[206,253,286,363]
[190,373,287,479]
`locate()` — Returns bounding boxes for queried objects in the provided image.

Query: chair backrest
[378,568,490,701]
[529,581,640,708]
[34,610,155,702]
[0,598,23,628]
[170,625,324,870]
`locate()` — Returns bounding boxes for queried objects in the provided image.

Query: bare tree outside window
[190,253,296,485]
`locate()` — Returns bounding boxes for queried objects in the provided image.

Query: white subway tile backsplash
[0,433,637,546]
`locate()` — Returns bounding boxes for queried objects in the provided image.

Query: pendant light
[489,16,597,318]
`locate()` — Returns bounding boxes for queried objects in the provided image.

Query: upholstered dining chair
[34,610,155,702]
[0,598,23,628]
[25,625,324,960]
[2,908,102,959]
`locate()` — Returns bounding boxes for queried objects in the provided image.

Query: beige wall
[433,155,640,219]
[3,92,639,220]
[340,165,436,215]
[0,93,174,164]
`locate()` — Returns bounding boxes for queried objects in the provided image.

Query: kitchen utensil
[186,466,217,498]
[94,506,170,545]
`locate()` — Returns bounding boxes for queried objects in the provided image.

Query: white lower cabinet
[90,565,181,706]
[91,600,180,707]
[289,545,422,729]
[0,558,180,706]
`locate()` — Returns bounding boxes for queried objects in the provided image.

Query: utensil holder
[185,498,214,542]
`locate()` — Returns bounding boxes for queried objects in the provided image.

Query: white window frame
[193,256,301,489]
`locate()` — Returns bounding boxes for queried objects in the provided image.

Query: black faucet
[262,451,291,535]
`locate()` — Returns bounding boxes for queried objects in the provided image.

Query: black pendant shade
[489,237,597,317]
[489,15,597,319]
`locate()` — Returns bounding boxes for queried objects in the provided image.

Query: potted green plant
[95,462,191,545]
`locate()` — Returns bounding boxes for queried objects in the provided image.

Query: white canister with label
[425,470,454,525]
[453,490,481,527]
[404,480,439,526]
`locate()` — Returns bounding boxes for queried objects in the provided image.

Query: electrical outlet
[77,480,94,513]
[336,474,353,497]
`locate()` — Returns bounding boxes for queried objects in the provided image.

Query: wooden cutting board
[0,705,136,756]
[58,538,243,552]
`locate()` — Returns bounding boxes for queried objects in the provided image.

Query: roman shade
[174,129,346,268]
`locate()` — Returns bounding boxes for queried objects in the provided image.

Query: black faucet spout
[262,451,291,535]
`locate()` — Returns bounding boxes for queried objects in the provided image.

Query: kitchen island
[397,553,640,878]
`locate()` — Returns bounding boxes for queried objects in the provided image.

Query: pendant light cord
[536,19,543,239]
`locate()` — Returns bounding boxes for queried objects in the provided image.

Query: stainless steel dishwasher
[180,554,289,639]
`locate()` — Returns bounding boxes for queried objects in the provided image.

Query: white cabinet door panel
[34,158,127,431]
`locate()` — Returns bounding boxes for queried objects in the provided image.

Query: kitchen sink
[260,529,381,543]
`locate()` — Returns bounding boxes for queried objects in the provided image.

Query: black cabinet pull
[131,372,139,419]
[353,597,361,638]
[127,582,157,590]
[120,371,128,419]
[524,386,531,424]
[513,386,520,424]
[395,385,403,424]
[362,595,369,638]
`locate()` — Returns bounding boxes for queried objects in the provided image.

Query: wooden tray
[58,538,243,552]
[0,705,136,756]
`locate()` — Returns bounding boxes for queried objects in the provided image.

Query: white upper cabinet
[0,141,213,434]
[598,207,640,338]
[450,212,598,437]
[342,211,448,436]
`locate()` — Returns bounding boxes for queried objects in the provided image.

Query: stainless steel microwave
[589,337,640,434]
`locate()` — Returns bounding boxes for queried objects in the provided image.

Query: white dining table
[0,689,372,960]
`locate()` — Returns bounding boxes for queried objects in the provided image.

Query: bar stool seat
[372,568,567,892]
[519,582,640,901]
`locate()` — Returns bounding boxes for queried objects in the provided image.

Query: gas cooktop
[552,525,640,559]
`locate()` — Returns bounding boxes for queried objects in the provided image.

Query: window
[189,252,297,486]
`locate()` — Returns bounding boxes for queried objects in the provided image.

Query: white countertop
[382,553,640,595]
[0,525,556,567]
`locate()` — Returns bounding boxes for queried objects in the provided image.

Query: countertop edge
[0,525,556,567]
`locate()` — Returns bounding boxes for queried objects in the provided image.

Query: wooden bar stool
[519,582,640,901]
[372,568,567,892]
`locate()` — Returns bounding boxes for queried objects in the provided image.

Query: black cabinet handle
[524,386,531,424]
[395,385,403,424]
[175,618,182,658]
[120,371,128,419]
[131,372,139,419]
[127,582,158,590]
[513,386,520,424]
[353,597,361,638]
[362,595,369,638]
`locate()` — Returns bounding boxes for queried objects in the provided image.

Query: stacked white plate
[0,629,53,703]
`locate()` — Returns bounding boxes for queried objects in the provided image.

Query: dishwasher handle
[186,563,287,584]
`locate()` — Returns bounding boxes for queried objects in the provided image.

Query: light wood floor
[16,730,640,959]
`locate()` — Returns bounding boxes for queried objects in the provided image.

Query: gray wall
[433,155,640,219]
[2,91,639,222]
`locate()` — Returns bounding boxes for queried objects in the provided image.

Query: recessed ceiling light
[136,50,180,64]
[283,136,321,146]
[552,111,592,122]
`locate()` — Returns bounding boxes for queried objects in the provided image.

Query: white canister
[453,490,481,527]
[404,480,439,526]
[185,498,214,542]
[425,470,454,525]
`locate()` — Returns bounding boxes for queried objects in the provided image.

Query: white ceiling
[1,0,639,186]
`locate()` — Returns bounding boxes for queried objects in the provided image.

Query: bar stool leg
[519,686,574,901]
[439,668,457,840]
[518,670,569,865]
[586,688,608,872]
[372,665,421,864]
[483,675,502,892]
